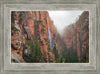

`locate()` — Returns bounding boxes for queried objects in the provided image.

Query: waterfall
[48,27,54,49]
[47,16,53,49]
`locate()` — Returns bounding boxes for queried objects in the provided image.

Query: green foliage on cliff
[19,12,24,22]
[80,44,89,63]
[53,45,60,63]
[20,17,24,22]
[11,12,14,23]
[23,40,46,63]
[35,20,43,23]
[35,20,45,27]
[41,29,44,32]
[61,47,79,63]
[11,24,20,31]
[53,45,58,59]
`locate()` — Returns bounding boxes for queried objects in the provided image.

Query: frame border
[0,0,100,74]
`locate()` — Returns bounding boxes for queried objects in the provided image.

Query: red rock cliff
[11,11,56,62]
[62,11,89,62]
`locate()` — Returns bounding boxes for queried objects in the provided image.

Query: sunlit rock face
[11,11,56,62]
[62,11,89,62]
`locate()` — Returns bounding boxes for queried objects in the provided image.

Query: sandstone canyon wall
[62,11,89,62]
[11,11,56,63]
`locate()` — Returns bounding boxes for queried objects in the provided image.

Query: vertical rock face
[11,11,26,62]
[62,11,89,62]
[11,11,56,62]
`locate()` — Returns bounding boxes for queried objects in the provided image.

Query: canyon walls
[62,11,89,62]
[11,11,89,63]
[11,11,56,63]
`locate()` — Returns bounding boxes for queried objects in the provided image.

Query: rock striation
[11,11,56,62]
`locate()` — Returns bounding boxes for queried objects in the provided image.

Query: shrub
[11,24,20,31]
[34,20,45,28]
[19,12,24,22]
[36,20,43,23]
[41,29,44,32]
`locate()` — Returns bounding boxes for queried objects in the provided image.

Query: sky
[48,11,83,35]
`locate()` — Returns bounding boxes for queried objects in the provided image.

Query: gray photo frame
[0,0,100,74]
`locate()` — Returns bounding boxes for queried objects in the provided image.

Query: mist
[48,11,83,35]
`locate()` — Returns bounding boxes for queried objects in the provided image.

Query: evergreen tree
[53,45,60,63]
[61,47,79,63]
[23,40,46,63]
